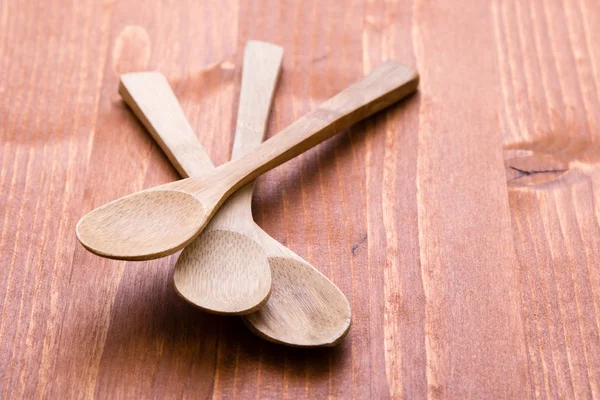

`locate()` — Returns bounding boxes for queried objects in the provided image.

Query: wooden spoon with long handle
[76,60,419,261]
[119,41,282,314]
[122,56,352,345]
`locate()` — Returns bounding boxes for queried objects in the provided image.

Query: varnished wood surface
[1,0,599,398]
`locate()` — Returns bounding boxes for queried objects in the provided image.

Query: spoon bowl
[243,256,351,347]
[76,190,206,260]
[173,229,271,314]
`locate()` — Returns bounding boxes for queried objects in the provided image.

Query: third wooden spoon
[121,45,352,345]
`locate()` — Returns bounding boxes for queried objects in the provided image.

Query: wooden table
[2,0,599,398]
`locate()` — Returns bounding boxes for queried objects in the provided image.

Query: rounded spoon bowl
[173,229,271,314]
[76,189,206,260]
[243,228,351,346]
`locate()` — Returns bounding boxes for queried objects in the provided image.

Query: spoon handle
[119,71,213,177]
[211,41,283,224]
[214,61,419,196]
[231,41,283,160]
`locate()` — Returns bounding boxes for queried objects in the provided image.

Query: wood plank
[0,1,114,398]
[494,0,600,397]
[412,0,530,397]
[362,0,427,398]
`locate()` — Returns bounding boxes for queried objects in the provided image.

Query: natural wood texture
[493,1,600,397]
[120,40,283,315]
[124,67,351,345]
[2,0,600,398]
[76,60,419,260]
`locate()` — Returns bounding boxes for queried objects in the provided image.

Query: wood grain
[493,0,600,397]
[1,0,600,398]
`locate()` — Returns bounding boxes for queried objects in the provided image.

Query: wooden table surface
[2,0,600,398]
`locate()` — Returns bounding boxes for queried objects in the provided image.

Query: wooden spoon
[244,228,352,347]
[119,41,282,314]
[76,60,419,261]
[121,51,352,345]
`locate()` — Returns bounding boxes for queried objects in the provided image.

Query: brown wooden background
[2,0,600,398]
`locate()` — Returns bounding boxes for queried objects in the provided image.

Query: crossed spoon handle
[76,61,419,260]
[197,60,419,204]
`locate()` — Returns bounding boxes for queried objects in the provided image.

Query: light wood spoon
[76,60,419,261]
[119,41,282,314]
[121,53,352,345]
